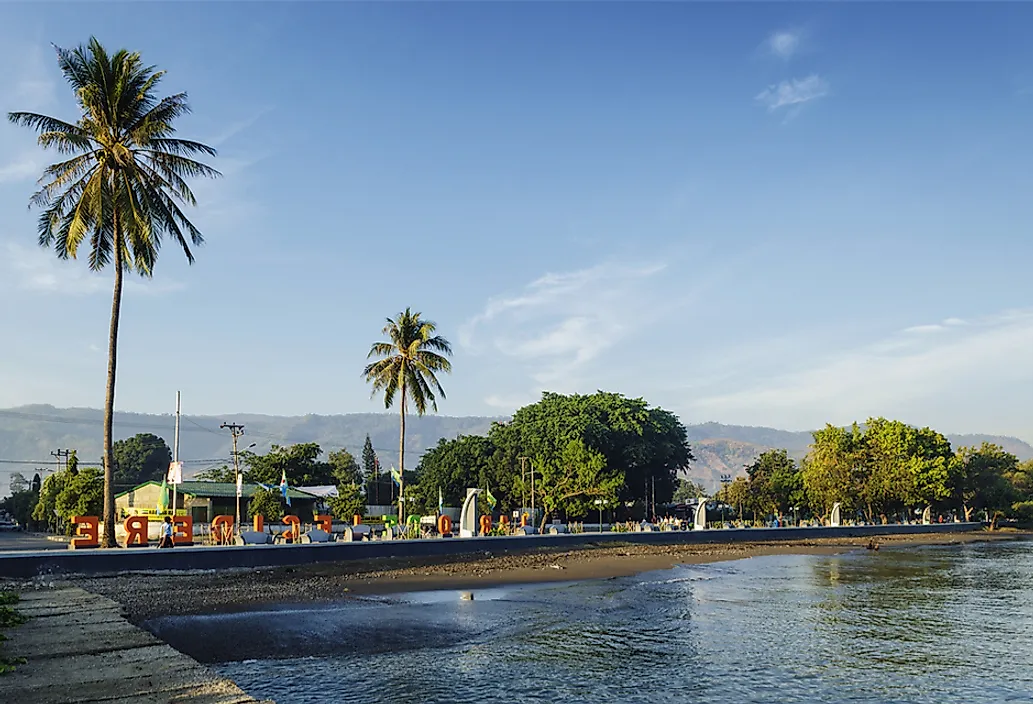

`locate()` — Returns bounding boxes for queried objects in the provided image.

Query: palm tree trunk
[398,387,406,525]
[102,232,123,548]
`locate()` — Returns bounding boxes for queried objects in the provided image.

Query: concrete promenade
[0,522,980,579]
[0,588,271,704]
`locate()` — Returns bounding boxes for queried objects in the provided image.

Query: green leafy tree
[1006,459,1033,502]
[248,487,284,521]
[112,433,172,487]
[8,472,29,495]
[717,476,750,520]
[328,484,366,521]
[488,392,693,511]
[9,39,218,547]
[195,465,235,482]
[55,467,104,532]
[328,449,362,487]
[33,471,70,532]
[950,444,1017,521]
[672,478,707,502]
[414,435,501,514]
[1,491,39,528]
[535,439,622,528]
[363,308,453,523]
[362,434,377,484]
[802,424,864,518]
[745,449,803,519]
[242,443,332,486]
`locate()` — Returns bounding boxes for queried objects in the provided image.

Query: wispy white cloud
[206,106,274,148]
[688,309,1033,433]
[756,75,829,113]
[461,261,668,398]
[0,157,39,184]
[1,242,184,296]
[766,29,801,59]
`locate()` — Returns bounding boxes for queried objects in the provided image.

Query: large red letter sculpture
[211,515,234,545]
[479,515,493,535]
[123,516,148,547]
[315,514,332,534]
[282,515,300,541]
[70,516,99,549]
[173,515,194,545]
[437,514,452,535]
[253,515,264,533]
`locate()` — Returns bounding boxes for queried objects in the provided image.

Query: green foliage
[328,483,366,521]
[112,433,172,487]
[1010,501,1033,522]
[9,38,218,549]
[744,449,803,518]
[363,308,454,521]
[535,438,622,526]
[8,472,28,495]
[242,443,333,486]
[0,490,39,529]
[802,424,864,516]
[362,435,377,483]
[54,467,103,529]
[32,471,69,531]
[0,592,26,675]
[194,465,235,482]
[248,487,284,521]
[414,435,501,513]
[328,449,362,487]
[951,444,1018,519]
[489,391,693,511]
[672,478,707,503]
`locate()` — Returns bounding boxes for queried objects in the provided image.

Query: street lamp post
[232,442,256,536]
[594,498,608,533]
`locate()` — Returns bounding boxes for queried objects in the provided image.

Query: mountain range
[2,405,1031,493]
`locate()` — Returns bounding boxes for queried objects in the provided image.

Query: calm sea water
[154,541,1033,703]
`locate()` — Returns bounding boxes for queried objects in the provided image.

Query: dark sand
[61,529,1027,624]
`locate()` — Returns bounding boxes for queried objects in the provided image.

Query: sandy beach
[55,529,1026,624]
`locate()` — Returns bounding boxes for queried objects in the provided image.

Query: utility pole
[172,391,181,517]
[220,423,245,535]
[518,457,529,514]
[50,449,71,473]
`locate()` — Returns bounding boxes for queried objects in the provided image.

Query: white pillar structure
[459,488,482,537]
[830,502,842,527]
[693,500,707,530]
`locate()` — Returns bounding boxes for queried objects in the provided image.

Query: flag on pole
[157,477,169,513]
[438,487,444,515]
[280,470,291,506]
[167,461,183,485]
[485,487,497,510]
[390,467,402,488]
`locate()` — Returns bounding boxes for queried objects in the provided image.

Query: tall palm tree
[363,309,453,523]
[8,38,219,547]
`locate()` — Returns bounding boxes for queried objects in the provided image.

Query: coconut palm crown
[8,37,219,546]
[363,308,453,522]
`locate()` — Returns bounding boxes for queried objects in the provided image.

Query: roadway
[0,530,68,552]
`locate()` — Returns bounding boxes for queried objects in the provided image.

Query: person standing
[157,516,175,549]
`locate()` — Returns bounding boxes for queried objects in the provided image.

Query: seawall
[0,523,981,579]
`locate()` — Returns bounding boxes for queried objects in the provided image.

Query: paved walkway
[0,588,272,704]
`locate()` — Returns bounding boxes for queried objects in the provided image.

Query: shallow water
[159,541,1033,703]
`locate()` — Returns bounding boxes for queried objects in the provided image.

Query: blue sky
[1,2,1033,440]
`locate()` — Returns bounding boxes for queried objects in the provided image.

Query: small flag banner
[390,467,402,487]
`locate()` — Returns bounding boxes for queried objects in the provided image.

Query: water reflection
[204,541,1033,703]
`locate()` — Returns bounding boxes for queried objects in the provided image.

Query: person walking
[157,515,175,549]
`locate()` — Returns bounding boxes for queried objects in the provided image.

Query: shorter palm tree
[363,309,452,522]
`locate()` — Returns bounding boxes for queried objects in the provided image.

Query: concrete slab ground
[0,587,272,704]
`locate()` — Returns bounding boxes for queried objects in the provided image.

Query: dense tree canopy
[409,391,693,521]
[718,418,1031,525]
[241,443,334,486]
[113,433,172,487]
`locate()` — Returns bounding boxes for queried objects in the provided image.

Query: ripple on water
[208,541,1033,704]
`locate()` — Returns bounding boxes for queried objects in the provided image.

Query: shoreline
[59,529,1026,624]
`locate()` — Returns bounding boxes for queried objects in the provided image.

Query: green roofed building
[115,480,320,524]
